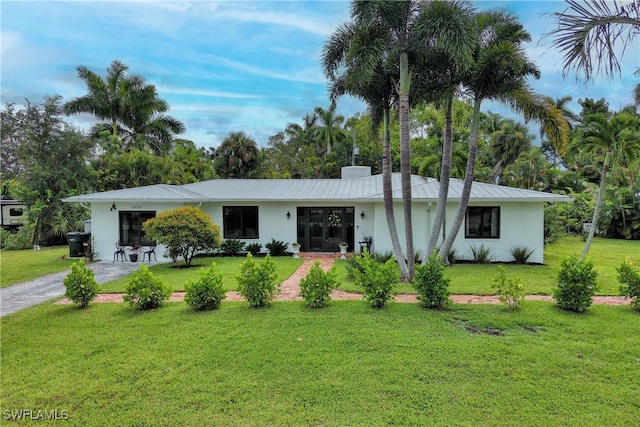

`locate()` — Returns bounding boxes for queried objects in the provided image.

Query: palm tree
[64,60,184,155]
[490,119,534,184]
[322,12,411,279]
[215,131,260,179]
[411,0,477,257]
[438,9,569,263]
[314,102,345,155]
[576,110,640,257]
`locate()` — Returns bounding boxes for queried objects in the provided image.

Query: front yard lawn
[334,236,639,295]
[0,246,73,288]
[98,256,304,293]
[1,301,638,426]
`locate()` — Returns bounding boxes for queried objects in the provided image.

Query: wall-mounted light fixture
[360,211,365,219]
[286,211,291,220]
[110,203,116,211]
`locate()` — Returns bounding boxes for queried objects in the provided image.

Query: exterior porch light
[286,211,291,220]
[110,203,116,211]
[360,211,365,219]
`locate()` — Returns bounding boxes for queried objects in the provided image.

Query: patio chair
[358,237,373,254]
[113,241,126,262]
[142,245,157,263]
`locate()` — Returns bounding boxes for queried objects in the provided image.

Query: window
[223,206,258,239]
[465,207,500,238]
[9,208,23,217]
[119,211,156,246]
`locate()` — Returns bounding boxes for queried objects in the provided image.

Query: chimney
[341,166,371,179]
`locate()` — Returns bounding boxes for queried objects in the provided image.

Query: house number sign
[131,205,142,209]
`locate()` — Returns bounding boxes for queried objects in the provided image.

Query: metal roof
[63,174,572,203]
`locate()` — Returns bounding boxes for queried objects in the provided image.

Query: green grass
[0,246,73,288]
[1,301,639,426]
[336,236,640,296]
[98,256,304,293]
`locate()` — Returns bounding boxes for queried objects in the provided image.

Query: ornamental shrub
[63,259,98,308]
[491,265,525,310]
[124,264,172,310]
[352,250,398,308]
[236,253,279,307]
[617,258,640,312]
[510,245,534,264]
[265,238,288,256]
[246,243,262,256]
[184,262,227,310]
[413,251,451,310]
[220,239,245,256]
[143,206,221,266]
[553,256,598,312]
[299,261,338,308]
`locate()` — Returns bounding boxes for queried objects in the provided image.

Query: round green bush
[63,259,98,308]
[299,261,337,308]
[124,265,172,310]
[553,256,598,312]
[185,263,226,310]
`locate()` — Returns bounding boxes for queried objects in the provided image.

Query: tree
[574,110,640,257]
[314,101,345,155]
[547,0,639,81]
[143,206,222,267]
[322,6,411,279]
[490,119,534,184]
[214,131,260,178]
[3,96,94,243]
[64,60,185,155]
[438,9,569,263]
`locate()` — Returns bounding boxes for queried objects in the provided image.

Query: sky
[1,0,638,149]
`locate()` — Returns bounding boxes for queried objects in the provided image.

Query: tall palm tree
[346,0,422,278]
[413,0,477,256]
[322,13,411,279]
[577,110,640,257]
[438,9,569,263]
[314,102,345,155]
[215,131,260,179]
[490,119,534,184]
[64,60,185,155]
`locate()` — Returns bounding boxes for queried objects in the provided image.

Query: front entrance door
[297,207,354,252]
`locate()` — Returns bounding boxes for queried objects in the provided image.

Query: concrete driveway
[1,261,145,317]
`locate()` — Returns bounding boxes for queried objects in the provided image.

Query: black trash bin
[66,231,91,257]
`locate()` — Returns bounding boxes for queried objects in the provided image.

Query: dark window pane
[465,207,500,239]
[223,206,258,239]
[119,211,156,246]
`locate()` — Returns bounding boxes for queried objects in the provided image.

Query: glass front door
[297,207,354,252]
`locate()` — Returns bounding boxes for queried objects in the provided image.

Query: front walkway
[53,253,630,306]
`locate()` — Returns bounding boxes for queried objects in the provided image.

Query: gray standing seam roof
[62,174,573,203]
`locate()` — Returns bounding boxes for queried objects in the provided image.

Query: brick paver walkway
[55,253,630,306]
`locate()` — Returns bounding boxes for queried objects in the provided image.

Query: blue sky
[1,1,638,149]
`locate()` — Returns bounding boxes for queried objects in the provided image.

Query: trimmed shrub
[246,243,262,256]
[220,239,245,256]
[352,250,398,308]
[265,238,288,256]
[413,251,451,309]
[510,245,534,264]
[492,265,525,310]
[553,256,598,312]
[470,244,493,263]
[236,253,279,307]
[124,264,172,310]
[371,250,394,264]
[299,261,338,308]
[617,258,640,312]
[184,262,227,310]
[63,259,98,308]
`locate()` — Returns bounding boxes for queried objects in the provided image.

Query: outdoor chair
[142,245,157,263]
[113,241,126,262]
[358,237,373,254]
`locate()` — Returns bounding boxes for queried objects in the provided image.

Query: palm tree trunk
[439,98,482,264]
[581,151,610,258]
[426,92,454,259]
[399,51,414,280]
[382,109,410,280]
